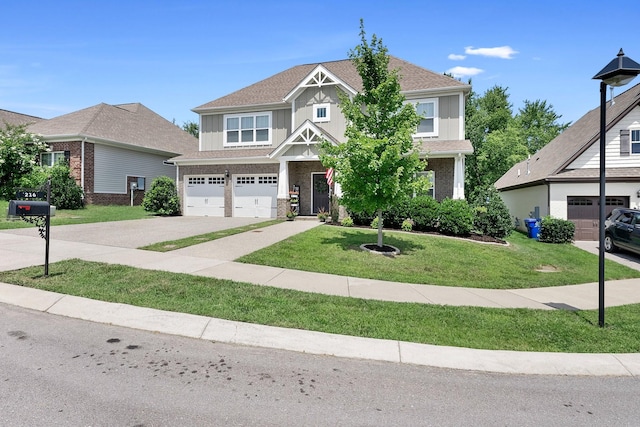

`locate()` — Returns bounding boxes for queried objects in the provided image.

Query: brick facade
[427,158,454,201]
[47,141,147,206]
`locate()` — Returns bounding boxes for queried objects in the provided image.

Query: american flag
[325,168,334,186]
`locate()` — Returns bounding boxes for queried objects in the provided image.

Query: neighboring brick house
[495,82,640,240]
[27,103,198,205]
[171,57,473,218]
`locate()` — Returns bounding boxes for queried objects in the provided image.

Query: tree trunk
[377,209,383,248]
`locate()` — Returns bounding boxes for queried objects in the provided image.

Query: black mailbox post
[8,190,51,276]
[8,200,50,217]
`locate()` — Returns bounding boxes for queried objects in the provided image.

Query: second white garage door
[233,174,278,218]
[184,175,225,217]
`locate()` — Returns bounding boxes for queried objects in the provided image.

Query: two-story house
[495,82,640,240]
[171,56,472,218]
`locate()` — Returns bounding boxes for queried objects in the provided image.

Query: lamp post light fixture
[592,49,640,327]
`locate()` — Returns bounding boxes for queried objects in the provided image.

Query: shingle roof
[170,148,273,162]
[194,56,468,111]
[28,103,198,155]
[0,109,43,127]
[495,82,640,190]
[419,139,473,155]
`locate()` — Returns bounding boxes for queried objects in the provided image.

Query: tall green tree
[182,120,199,138]
[0,123,48,200]
[465,87,568,198]
[516,99,570,152]
[319,20,423,249]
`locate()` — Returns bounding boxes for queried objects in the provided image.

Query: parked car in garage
[604,208,640,255]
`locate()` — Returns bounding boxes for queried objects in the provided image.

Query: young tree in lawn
[0,123,48,200]
[319,21,423,249]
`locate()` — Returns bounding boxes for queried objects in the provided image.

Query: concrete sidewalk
[2,219,640,375]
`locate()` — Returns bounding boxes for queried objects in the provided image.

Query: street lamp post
[592,49,640,327]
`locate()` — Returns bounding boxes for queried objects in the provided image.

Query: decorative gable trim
[283,65,357,103]
[269,120,338,159]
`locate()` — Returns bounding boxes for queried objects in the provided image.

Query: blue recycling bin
[524,218,540,239]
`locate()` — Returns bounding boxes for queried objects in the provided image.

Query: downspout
[81,137,86,191]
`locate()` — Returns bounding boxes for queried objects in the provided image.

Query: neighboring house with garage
[0,109,43,127]
[495,82,640,240]
[27,103,198,205]
[170,56,473,218]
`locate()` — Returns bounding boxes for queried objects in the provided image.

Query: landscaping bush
[142,176,180,216]
[340,216,354,227]
[21,163,84,209]
[409,196,440,231]
[383,198,411,229]
[49,163,84,209]
[401,218,414,232]
[348,210,374,226]
[539,216,575,243]
[437,198,474,236]
[370,216,381,229]
[472,188,513,239]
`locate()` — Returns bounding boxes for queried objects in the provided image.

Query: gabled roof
[495,82,640,191]
[0,109,43,127]
[269,120,340,158]
[193,56,469,112]
[28,103,198,155]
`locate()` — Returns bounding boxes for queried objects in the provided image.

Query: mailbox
[8,200,50,217]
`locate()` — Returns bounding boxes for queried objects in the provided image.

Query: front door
[312,173,330,214]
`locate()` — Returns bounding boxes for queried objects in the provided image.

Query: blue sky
[1,0,639,128]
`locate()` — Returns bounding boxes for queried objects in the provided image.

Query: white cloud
[448,53,466,61]
[464,46,518,59]
[446,66,484,78]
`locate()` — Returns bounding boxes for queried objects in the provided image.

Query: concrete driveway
[0,216,267,248]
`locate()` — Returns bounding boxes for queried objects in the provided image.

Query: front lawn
[1,259,639,353]
[0,201,154,229]
[238,225,640,289]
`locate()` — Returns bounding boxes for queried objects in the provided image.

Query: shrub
[539,216,575,243]
[409,196,440,231]
[142,176,180,216]
[340,216,354,227]
[348,210,374,226]
[370,216,382,229]
[437,198,474,236]
[401,218,414,232]
[18,162,84,209]
[472,188,513,239]
[383,199,411,229]
[48,163,84,209]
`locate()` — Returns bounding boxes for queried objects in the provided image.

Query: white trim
[313,103,330,123]
[223,111,272,147]
[458,92,465,140]
[283,64,358,102]
[414,98,439,138]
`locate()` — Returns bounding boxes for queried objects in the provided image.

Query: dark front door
[312,173,330,214]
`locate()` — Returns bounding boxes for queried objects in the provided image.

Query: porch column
[334,181,342,197]
[278,160,289,198]
[453,153,465,199]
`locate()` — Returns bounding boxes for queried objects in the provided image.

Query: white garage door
[184,175,225,217]
[233,175,278,218]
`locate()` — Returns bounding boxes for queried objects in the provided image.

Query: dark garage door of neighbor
[567,196,628,240]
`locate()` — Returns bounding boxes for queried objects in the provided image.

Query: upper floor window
[40,151,67,166]
[224,112,271,146]
[414,98,438,137]
[313,103,330,123]
[632,129,640,154]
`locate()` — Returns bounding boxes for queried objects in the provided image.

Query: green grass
[0,200,153,229]
[238,225,640,289]
[2,259,640,353]
[140,219,283,252]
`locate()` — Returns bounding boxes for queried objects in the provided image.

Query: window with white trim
[224,112,271,146]
[313,103,330,123]
[415,171,435,198]
[414,98,438,137]
[40,151,66,166]
[632,129,640,154]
